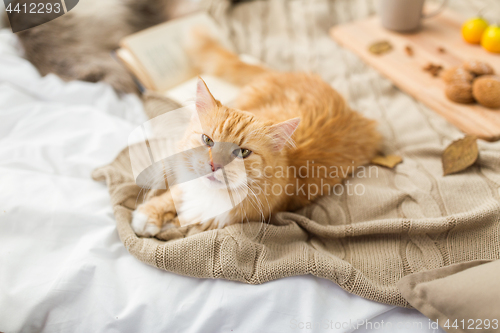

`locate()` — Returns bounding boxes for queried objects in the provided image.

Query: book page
[120,12,232,92]
[164,75,241,106]
[115,49,155,90]
[163,54,263,107]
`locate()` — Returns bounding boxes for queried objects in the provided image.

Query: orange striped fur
[132,31,381,236]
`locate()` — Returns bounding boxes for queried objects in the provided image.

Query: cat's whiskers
[241,183,264,221]
[247,178,272,227]
[232,182,265,238]
[237,180,270,237]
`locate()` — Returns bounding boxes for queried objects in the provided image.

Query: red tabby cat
[132,32,381,236]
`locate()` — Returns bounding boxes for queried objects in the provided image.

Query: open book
[115,12,255,106]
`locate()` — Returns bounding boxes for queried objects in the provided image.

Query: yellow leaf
[368,40,393,55]
[442,135,478,176]
[371,155,403,168]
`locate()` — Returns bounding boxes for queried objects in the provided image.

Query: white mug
[378,0,448,32]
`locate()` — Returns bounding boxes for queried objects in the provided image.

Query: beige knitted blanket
[92,0,500,307]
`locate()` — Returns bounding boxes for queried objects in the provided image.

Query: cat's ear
[269,118,301,151]
[196,77,218,113]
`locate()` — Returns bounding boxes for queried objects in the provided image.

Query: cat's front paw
[131,209,161,237]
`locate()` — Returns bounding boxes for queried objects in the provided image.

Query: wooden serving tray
[330,9,500,141]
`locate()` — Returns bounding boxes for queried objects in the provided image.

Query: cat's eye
[233,148,252,159]
[202,134,214,147]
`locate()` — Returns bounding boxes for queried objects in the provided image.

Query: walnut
[441,66,474,84]
[462,60,495,76]
[472,75,500,109]
[445,82,475,104]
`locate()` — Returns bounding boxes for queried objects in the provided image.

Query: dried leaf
[368,40,393,55]
[371,155,403,168]
[442,135,478,176]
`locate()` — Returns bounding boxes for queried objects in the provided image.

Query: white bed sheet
[0,30,443,333]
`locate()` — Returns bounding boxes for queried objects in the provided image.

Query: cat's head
[179,78,300,191]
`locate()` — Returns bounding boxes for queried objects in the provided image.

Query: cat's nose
[210,162,223,172]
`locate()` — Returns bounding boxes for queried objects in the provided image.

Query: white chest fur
[176,179,234,228]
